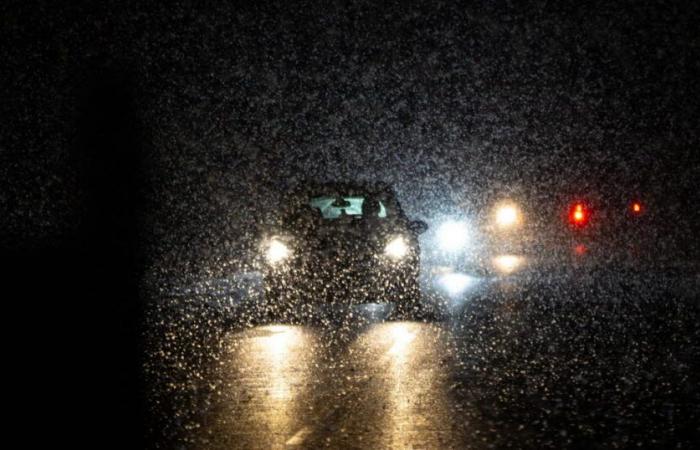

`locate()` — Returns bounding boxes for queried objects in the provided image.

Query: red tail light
[569,202,589,226]
[631,201,642,214]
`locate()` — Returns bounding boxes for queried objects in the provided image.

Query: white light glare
[265,239,291,264]
[438,272,476,297]
[437,221,469,251]
[385,236,409,260]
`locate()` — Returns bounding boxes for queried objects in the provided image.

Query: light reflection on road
[154,270,699,449]
[199,324,317,449]
[196,320,461,449]
[252,325,306,402]
[353,322,457,449]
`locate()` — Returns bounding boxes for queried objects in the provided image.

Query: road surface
[146,271,700,448]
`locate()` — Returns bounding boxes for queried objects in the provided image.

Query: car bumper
[263,258,419,304]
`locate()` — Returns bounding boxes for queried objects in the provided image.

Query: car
[258,182,428,317]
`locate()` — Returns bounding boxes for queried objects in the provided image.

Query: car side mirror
[409,220,428,235]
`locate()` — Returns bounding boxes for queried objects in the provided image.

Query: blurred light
[493,254,523,274]
[262,325,297,358]
[631,202,642,214]
[437,221,469,251]
[438,272,476,297]
[387,323,417,355]
[495,204,520,228]
[265,239,291,264]
[265,324,291,333]
[385,236,409,260]
[569,202,589,226]
[574,244,587,256]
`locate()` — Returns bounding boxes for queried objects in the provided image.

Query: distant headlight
[385,236,409,260]
[495,204,520,228]
[265,239,291,264]
[437,221,469,251]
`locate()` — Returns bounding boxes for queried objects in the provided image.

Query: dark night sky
[2,0,699,269]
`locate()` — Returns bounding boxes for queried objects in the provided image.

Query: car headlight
[495,204,520,228]
[384,236,409,260]
[265,239,291,264]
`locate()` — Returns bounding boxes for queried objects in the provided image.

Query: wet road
[146,271,700,449]
[201,321,461,449]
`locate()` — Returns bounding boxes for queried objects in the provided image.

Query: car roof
[287,181,397,198]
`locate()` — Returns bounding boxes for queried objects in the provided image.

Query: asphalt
[146,271,700,449]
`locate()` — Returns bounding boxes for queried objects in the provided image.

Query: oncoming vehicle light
[385,236,409,260]
[265,239,291,265]
[495,203,520,228]
[437,221,469,251]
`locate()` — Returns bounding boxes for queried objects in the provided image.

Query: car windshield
[309,196,388,219]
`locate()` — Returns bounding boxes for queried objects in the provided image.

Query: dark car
[258,182,428,316]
